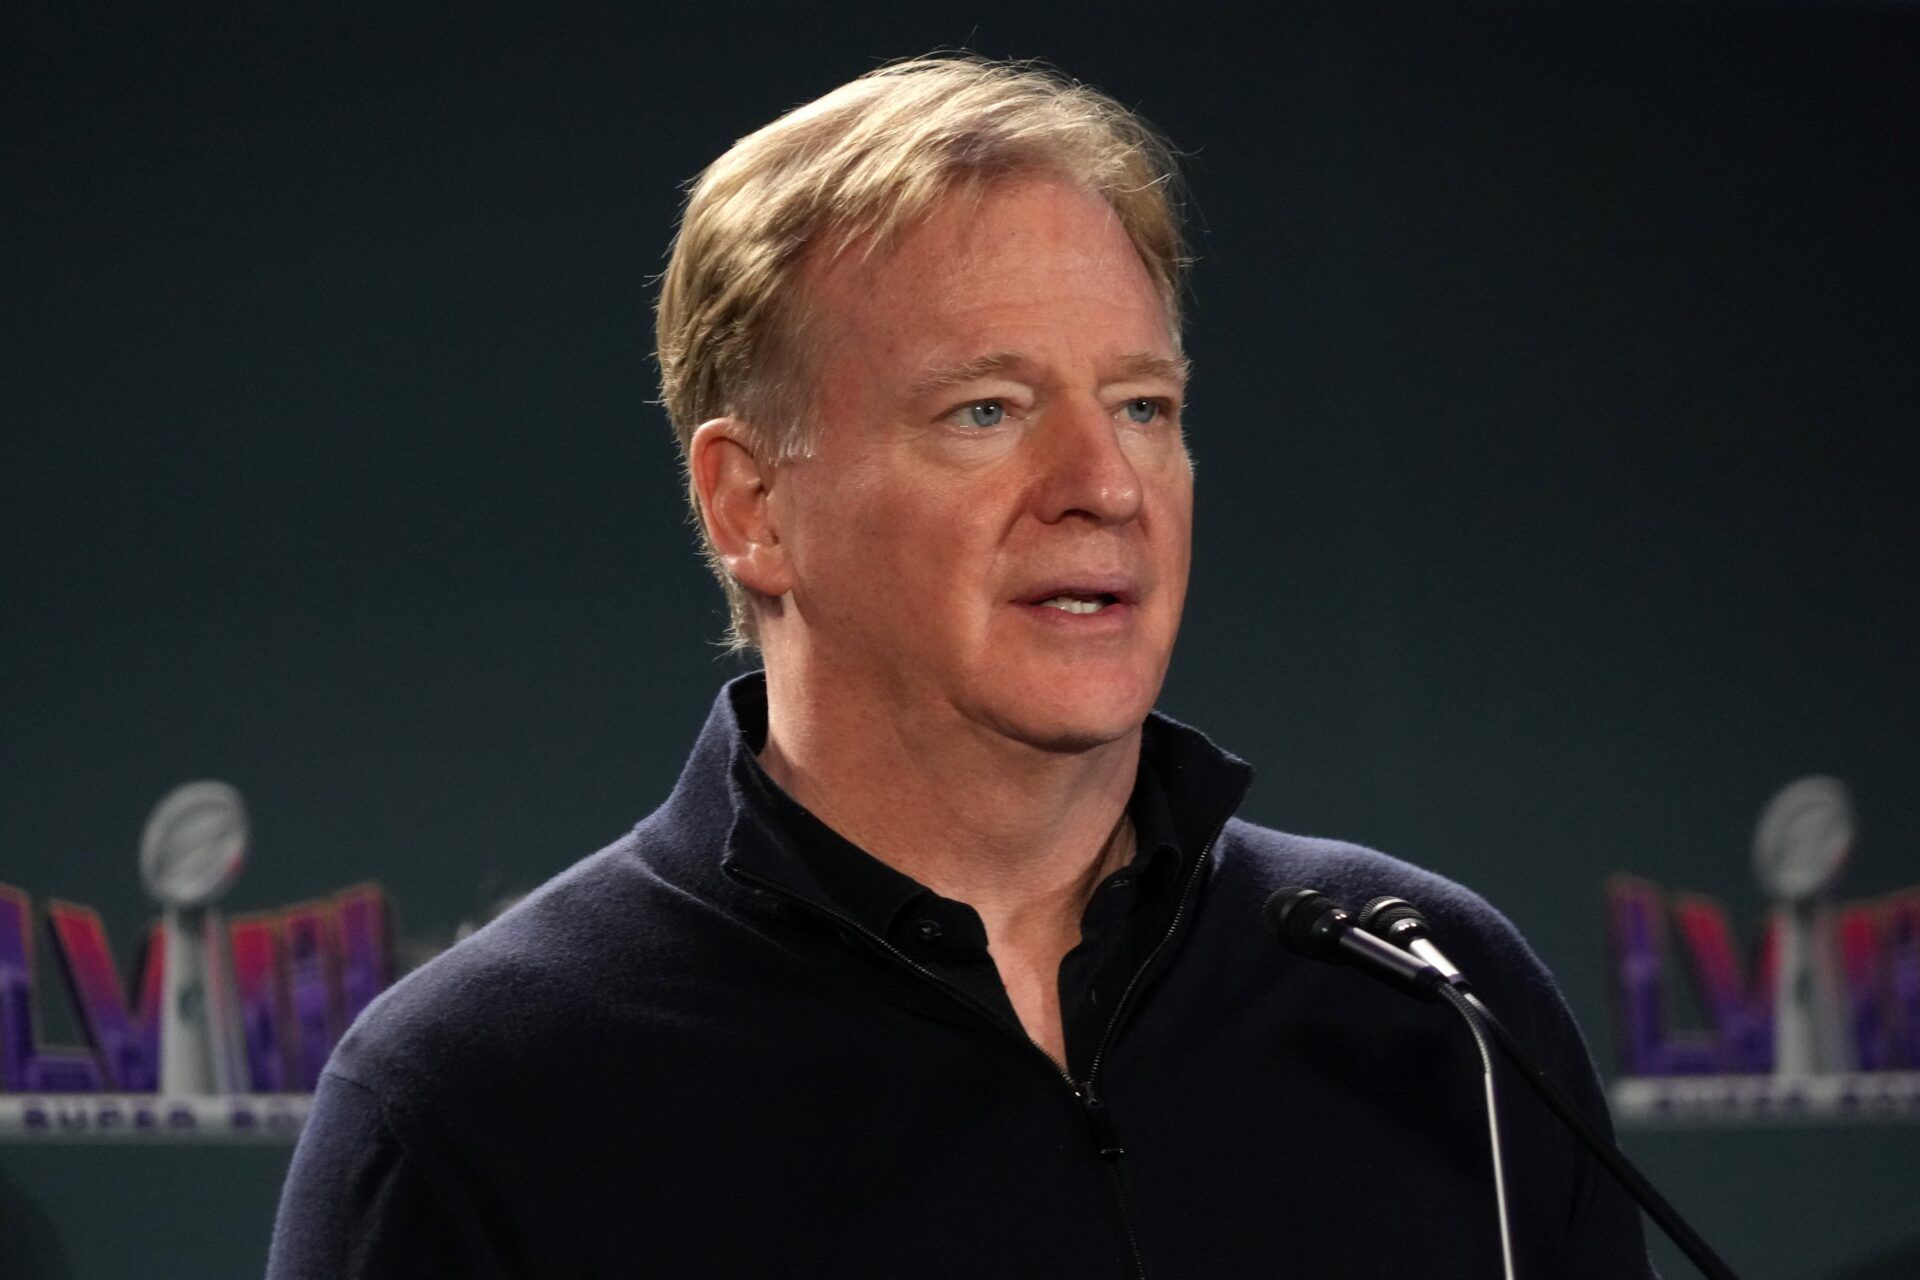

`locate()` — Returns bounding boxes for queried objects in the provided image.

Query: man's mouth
[1033,593,1121,615]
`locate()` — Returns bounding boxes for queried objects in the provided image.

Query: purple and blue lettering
[1671,894,1773,1073]
[1605,877,1725,1075]
[282,904,338,1091]
[1887,895,1920,1070]
[0,885,105,1092]
[45,901,161,1090]
[229,914,289,1091]
[1839,904,1890,1070]
[334,885,391,1029]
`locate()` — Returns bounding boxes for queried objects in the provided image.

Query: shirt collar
[725,681,933,943]
[716,673,1252,941]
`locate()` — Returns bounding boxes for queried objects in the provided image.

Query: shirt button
[913,918,943,942]
[1108,876,1133,891]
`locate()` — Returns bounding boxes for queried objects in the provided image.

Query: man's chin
[972,681,1160,756]
[1019,723,1143,756]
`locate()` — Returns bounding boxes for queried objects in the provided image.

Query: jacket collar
[657,673,1254,905]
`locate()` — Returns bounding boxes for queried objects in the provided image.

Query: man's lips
[1012,578,1141,614]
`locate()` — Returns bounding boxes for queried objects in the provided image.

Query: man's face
[769,177,1193,752]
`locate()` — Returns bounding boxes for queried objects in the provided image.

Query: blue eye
[1123,398,1160,424]
[961,401,1005,428]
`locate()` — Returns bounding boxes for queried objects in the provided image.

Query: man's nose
[1031,398,1145,526]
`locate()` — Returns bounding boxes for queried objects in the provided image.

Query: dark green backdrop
[3,4,1915,1277]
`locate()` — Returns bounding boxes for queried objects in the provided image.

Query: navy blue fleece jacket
[268,677,1651,1278]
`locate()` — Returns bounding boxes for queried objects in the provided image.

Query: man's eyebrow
[910,350,1191,398]
[911,352,1029,398]
[1110,351,1191,388]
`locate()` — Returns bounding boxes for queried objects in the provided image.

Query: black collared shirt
[726,679,1190,1082]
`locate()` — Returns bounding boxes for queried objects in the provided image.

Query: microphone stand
[1264,888,1521,1276]
[1356,895,1742,1280]
[1435,983,1518,1280]
[1264,888,1739,1279]
[1459,989,1741,1280]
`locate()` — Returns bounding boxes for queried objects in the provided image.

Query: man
[270,58,1652,1277]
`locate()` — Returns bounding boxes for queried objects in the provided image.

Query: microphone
[1262,886,1517,1279]
[1260,887,1448,1000]
[1352,895,1744,1280]
[1358,895,1465,983]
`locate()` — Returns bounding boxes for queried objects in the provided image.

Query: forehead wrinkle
[808,181,1184,415]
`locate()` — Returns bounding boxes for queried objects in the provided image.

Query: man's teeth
[1038,595,1107,614]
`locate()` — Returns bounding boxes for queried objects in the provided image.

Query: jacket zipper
[728,811,1232,1280]
[1076,814,1230,1280]
[1084,816,1222,1087]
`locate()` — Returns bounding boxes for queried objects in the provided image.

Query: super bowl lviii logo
[1607,776,1920,1122]
[0,781,394,1140]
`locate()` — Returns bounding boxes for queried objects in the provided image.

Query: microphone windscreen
[1358,895,1424,938]
[1261,886,1339,958]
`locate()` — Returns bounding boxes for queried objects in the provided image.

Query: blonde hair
[655,56,1189,649]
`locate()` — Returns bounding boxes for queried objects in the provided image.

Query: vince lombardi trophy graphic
[140,781,248,1095]
[1753,775,1855,1077]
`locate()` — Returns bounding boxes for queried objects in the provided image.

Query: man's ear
[689,419,793,599]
